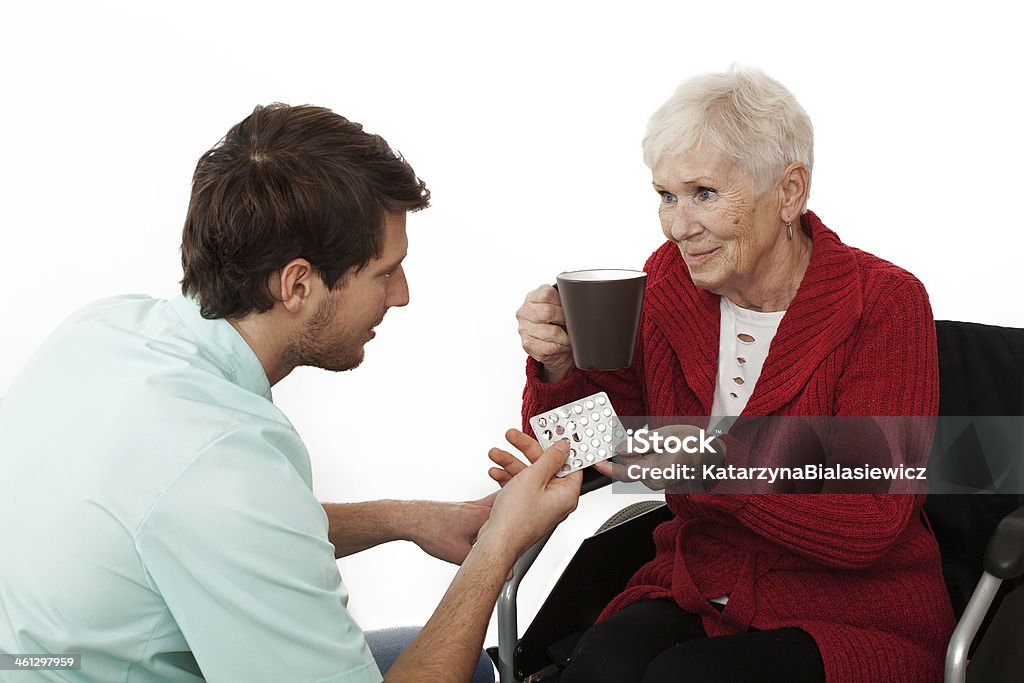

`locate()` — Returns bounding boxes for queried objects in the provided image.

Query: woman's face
[653,147,783,299]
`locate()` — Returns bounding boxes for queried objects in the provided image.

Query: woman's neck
[722,231,813,312]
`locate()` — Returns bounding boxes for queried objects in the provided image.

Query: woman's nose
[670,206,702,242]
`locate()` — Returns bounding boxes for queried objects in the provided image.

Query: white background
[2,0,1022,655]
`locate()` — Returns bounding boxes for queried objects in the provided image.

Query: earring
[786,222,794,240]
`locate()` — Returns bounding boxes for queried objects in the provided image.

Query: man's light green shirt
[0,295,382,682]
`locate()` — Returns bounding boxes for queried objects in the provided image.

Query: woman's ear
[778,163,810,223]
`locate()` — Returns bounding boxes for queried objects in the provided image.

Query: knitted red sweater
[522,212,955,683]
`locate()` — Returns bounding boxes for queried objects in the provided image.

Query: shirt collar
[168,294,273,401]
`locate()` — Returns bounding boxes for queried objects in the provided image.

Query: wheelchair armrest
[984,504,1024,580]
[946,504,1024,683]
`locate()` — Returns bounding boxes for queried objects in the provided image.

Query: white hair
[643,65,814,203]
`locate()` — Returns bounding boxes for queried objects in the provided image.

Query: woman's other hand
[595,424,726,491]
[516,284,575,383]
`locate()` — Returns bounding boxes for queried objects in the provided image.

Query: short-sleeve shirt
[0,295,383,682]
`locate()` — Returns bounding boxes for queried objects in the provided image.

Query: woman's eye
[660,191,677,204]
[696,187,716,201]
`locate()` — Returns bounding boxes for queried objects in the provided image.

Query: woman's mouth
[683,246,719,265]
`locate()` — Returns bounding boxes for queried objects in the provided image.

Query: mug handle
[551,282,567,331]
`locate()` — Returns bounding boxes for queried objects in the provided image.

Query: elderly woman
[499,66,954,682]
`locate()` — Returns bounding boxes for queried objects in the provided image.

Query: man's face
[287,211,410,372]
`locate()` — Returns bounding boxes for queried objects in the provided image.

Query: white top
[708,297,785,607]
[710,296,786,430]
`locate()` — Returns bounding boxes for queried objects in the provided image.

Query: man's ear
[270,259,317,314]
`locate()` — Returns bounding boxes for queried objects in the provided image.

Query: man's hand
[595,424,726,491]
[383,431,581,682]
[487,428,542,487]
[407,494,496,565]
[479,429,581,560]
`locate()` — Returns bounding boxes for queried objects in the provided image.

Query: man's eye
[696,187,716,201]
[660,191,677,204]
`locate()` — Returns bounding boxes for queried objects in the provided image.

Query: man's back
[0,295,380,682]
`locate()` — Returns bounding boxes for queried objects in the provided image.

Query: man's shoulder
[71,293,160,314]
[4,292,305,515]
[42,293,281,416]
[56,293,167,333]
[47,294,189,361]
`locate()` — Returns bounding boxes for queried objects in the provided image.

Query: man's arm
[383,434,578,682]
[322,496,495,563]
[321,501,404,558]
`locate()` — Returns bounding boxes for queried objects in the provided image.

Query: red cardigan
[522,212,955,683]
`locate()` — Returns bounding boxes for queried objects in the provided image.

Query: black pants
[559,599,826,683]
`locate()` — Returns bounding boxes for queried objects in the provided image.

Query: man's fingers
[534,439,572,480]
[489,446,528,474]
[504,429,545,463]
[488,468,512,487]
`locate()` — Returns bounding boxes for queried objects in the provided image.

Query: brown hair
[180,103,430,319]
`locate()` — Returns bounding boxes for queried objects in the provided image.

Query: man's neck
[228,314,293,386]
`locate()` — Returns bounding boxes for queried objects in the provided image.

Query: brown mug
[555,269,647,370]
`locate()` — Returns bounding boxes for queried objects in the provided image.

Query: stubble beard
[284,296,365,373]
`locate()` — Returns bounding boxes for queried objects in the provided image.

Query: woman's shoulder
[808,212,930,312]
[848,246,931,312]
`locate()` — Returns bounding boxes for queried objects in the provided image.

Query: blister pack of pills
[528,391,628,477]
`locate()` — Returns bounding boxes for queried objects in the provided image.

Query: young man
[0,104,580,682]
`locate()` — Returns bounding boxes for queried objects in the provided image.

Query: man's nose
[388,267,410,308]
